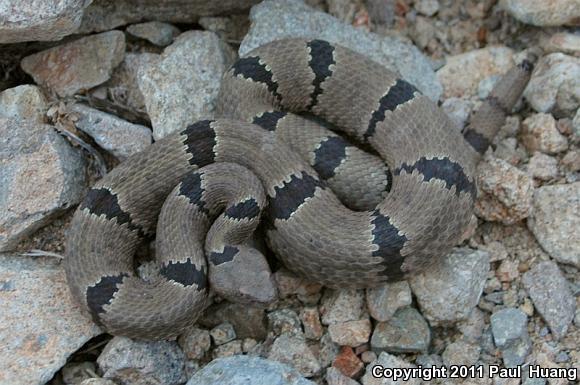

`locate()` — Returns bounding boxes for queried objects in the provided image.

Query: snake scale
[65,38,532,339]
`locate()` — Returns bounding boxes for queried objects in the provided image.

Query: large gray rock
[239,0,442,101]
[522,261,576,340]
[79,0,261,33]
[500,0,580,27]
[69,104,152,160]
[21,31,126,98]
[490,308,531,367]
[0,118,86,251]
[528,183,580,267]
[137,31,235,139]
[97,336,186,385]
[0,254,101,385]
[186,356,316,385]
[0,0,92,44]
[0,85,48,123]
[524,53,580,118]
[409,248,489,325]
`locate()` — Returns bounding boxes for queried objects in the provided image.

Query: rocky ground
[0,0,579,384]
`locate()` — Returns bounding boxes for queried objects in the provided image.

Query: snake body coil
[65,39,532,339]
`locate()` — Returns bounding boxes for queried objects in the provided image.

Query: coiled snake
[65,39,532,339]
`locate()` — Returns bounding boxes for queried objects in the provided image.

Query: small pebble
[522,113,568,154]
[300,307,323,340]
[320,289,365,325]
[332,346,364,379]
[178,327,211,360]
[268,309,303,336]
[370,307,431,353]
[210,322,237,346]
[212,340,243,359]
[328,319,372,347]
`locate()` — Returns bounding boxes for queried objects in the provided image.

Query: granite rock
[361,352,421,385]
[137,31,235,139]
[474,156,534,224]
[366,281,412,322]
[320,289,365,325]
[409,248,489,325]
[268,334,321,377]
[522,113,568,154]
[21,31,126,97]
[527,152,559,181]
[370,307,431,353]
[0,85,47,123]
[437,46,514,99]
[0,0,92,44]
[500,0,580,27]
[0,118,86,251]
[528,183,580,267]
[0,254,101,385]
[490,308,531,367]
[79,0,261,33]
[328,319,372,347]
[524,53,580,118]
[522,261,576,339]
[126,21,180,46]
